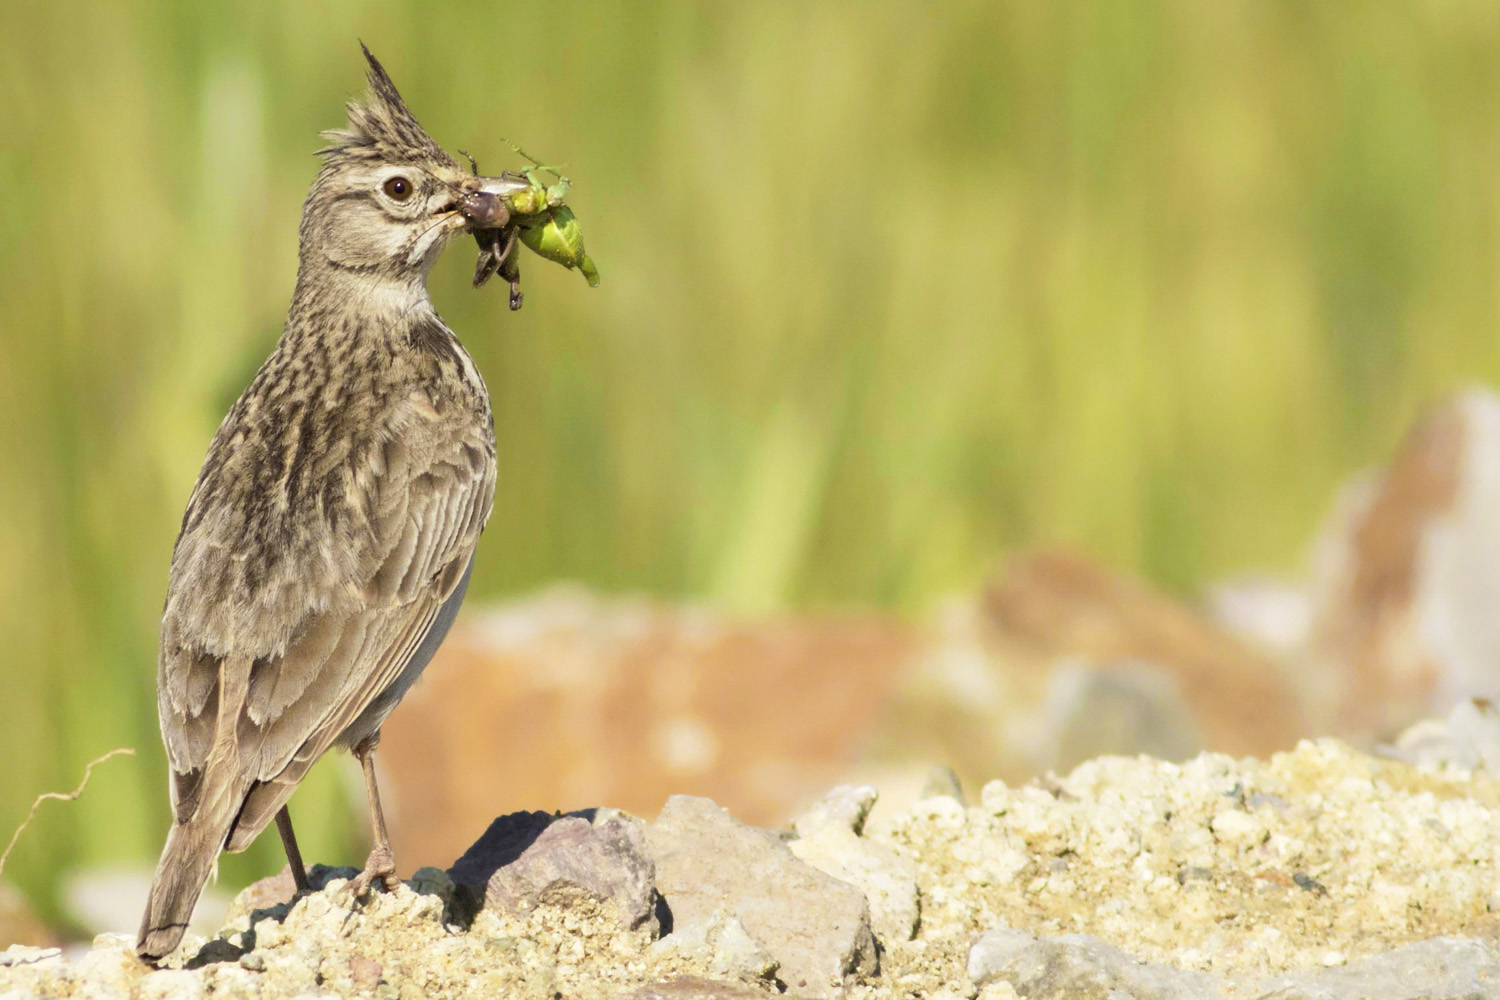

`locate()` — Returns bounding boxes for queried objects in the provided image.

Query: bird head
[298,45,529,285]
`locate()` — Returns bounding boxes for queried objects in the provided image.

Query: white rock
[790,825,920,943]
[1208,809,1264,847]
[649,909,779,982]
[0,948,60,968]
[646,795,876,999]
[792,785,879,837]
[137,968,204,1000]
[911,795,967,825]
[72,938,144,1000]
[979,779,1012,814]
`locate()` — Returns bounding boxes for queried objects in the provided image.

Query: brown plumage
[137,46,523,960]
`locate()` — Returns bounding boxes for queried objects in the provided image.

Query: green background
[4,0,1500,925]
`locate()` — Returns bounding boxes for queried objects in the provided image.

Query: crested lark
[137,47,537,960]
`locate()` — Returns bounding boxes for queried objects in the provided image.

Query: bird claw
[351,844,401,896]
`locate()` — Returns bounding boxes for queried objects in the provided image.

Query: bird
[136,45,536,961]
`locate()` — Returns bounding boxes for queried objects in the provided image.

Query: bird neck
[289,263,435,325]
[282,262,447,359]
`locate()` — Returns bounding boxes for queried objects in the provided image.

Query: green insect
[467,143,599,311]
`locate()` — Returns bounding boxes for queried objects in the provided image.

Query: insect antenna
[500,138,569,182]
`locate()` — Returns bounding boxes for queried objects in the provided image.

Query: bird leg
[274,806,312,893]
[350,732,401,895]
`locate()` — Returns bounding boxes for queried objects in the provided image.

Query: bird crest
[320,44,456,168]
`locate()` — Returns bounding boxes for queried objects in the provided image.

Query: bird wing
[156,406,494,823]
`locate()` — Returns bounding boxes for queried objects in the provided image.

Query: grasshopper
[466,143,599,311]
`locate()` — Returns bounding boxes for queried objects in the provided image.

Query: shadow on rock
[446,809,661,934]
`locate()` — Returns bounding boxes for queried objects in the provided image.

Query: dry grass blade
[0,749,134,881]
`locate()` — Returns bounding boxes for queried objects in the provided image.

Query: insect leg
[471,225,508,288]
[497,228,523,310]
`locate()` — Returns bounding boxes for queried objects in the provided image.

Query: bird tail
[136,776,246,961]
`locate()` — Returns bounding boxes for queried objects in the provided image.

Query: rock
[788,825,919,944]
[449,809,554,881]
[7,739,1500,1000]
[0,946,60,968]
[137,968,205,1000]
[408,865,457,908]
[72,934,144,1000]
[875,549,1306,793]
[621,976,787,1000]
[1304,390,1500,737]
[649,909,780,982]
[378,557,1321,853]
[967,928,1226,999]
[224,866,298,924]
[966,930,1500,1000]
[791,785,878,838]
[1208,806,1267,848]
[1252,937,1500,1000]
[346,954,383,991]
[918,766,966,805]
[787,786,921,944]
[1039,658,1206,767]
[381,589,918,863]
[646,795,877,998]
[1206,575,1314,658]
[448,811,658,932]
[981,551,1305,759]
[198,964,262,997]
[1384,697,1500,772]
[224,863,358,925]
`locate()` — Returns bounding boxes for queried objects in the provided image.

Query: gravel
[2,733,1499,998]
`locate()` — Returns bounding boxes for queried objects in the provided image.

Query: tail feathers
[137,790,243,960]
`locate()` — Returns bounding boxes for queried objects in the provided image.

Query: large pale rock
[969,928,1224,999]
[968,930,1500,1000]
[646,796,876,998]
[448,810,658,932]
[1253,937,1500,999]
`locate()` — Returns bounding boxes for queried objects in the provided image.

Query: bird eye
[383,176,413,201]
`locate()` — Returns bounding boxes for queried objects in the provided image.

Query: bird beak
[457,173,533,231]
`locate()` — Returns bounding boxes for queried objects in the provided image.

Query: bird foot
[351,845,401,896]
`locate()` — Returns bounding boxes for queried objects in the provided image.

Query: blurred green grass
[5,0,1500,923]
